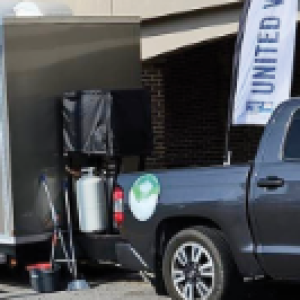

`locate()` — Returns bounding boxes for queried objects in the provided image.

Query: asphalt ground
[0,264,300,299]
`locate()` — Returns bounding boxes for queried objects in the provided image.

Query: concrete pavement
[0,264,299,299]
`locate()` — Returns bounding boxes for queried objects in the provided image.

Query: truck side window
[284,109,300,160]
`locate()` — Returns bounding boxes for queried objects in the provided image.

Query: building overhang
[141,3,242,60]
[141,3,300,61]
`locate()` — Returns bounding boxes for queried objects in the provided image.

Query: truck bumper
[76,233,123,263]
[76,233,149,271]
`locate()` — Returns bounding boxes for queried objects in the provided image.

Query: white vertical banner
[233,0,298,125]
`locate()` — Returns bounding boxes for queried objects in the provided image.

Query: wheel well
[155,216,222,260]
[155,216,221,262]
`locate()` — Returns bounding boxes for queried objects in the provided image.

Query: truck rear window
[284,109,300,160]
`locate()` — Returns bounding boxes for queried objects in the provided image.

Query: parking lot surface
[0,264,300,299]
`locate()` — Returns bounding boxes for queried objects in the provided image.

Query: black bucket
[27,263,61,293]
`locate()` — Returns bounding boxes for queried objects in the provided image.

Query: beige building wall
[18,0,300,60]
[37,0,242,18]
[112,0,242,19]
[59,0,112,16]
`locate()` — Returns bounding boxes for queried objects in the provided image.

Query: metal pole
[64,181,78,279]
[223,0,252,166]
[223,124,231,166]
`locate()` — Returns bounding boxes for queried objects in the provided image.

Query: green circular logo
[129,174,160,221]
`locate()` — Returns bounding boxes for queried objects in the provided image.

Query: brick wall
[164,39,228,167]
[142,62,166,169]
[143,29,300,169]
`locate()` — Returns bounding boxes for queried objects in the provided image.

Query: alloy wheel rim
[171,242,214,300]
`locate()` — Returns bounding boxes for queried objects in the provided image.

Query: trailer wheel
[162,226,242,300]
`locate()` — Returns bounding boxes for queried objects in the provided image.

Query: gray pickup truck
[114,98,300,300]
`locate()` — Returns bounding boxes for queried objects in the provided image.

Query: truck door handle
[257,176,284,189]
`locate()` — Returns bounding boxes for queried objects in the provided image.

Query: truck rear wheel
[162,226,241,300]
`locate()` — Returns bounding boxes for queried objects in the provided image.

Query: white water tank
[75,168,107,233]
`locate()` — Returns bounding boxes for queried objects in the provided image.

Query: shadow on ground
[243,281,300,300]
[0,264,299,299]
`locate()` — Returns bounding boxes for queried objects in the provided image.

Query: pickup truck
[113,99,300,300]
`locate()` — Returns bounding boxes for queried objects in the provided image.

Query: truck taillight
[113,186,124,227]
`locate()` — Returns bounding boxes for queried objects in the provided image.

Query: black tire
[162,226,242,300]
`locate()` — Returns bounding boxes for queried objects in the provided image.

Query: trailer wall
[0,17,140,244]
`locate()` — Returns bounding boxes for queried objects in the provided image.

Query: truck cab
[249,99,300,280]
